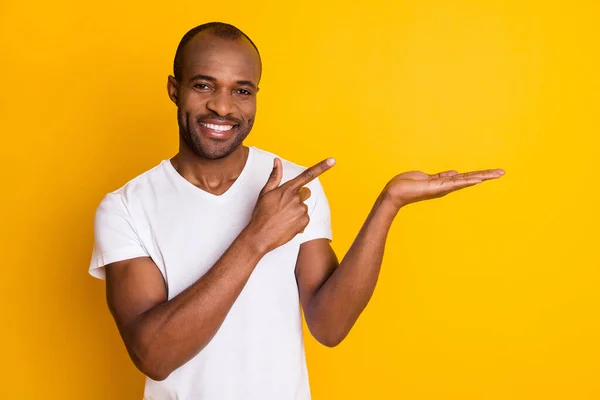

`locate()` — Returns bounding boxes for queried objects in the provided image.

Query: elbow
[312,327,348,348]
[129,343,173,382]
[142,366,171,382]
[318,337,343,348]
[135,355,173,382]
[306,310,351,348]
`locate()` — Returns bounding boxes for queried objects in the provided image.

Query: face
[168,33,261,159]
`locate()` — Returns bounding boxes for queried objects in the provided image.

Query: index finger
[283,158,336,191]
[455,169,505,181]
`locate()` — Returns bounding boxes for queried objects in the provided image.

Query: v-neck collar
[163,146,255,202]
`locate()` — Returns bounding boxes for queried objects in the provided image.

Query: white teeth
[201,123,234,132]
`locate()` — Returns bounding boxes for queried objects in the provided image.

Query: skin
[168,30,261,193]
[104,29,505,381]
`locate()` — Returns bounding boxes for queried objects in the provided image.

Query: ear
[167,75,179,105]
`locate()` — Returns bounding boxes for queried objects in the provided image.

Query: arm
[106,229,264,381]
[296,168,505,347]
[296,194,396,347]
[104,158,335,381]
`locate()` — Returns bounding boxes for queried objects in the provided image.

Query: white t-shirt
[89,146,332,400]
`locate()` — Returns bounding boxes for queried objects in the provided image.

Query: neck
[170,145,250,195]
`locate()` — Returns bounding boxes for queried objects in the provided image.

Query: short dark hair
[173,22,261,82]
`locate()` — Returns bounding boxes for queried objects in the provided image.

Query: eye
[193,83,211,90]
[236,89,252,96]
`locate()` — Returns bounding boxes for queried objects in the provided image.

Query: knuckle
[284,183,296,194]
[303,168,315,181]
[302,215,310,226]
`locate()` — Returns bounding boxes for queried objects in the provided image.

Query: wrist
[365,192,401,229]
[379,189,404,215]
[238,223,270,258]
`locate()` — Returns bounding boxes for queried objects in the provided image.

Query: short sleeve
[297,177,333,244]
[89,192,149,280]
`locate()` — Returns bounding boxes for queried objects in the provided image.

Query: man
[89,22,504,399]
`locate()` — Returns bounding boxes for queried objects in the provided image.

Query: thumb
[260,158,283,195]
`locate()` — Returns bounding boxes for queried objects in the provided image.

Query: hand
[382,168,505,210]
[247,157,336,254]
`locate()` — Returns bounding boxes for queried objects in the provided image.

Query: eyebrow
[235,80,257,90]
[189,74,257,90]
[189,74,216,83]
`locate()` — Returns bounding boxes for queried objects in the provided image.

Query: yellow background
[2,0,599,399]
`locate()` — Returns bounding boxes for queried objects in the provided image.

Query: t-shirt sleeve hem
[89,248,149,280]
[298,229,333,244]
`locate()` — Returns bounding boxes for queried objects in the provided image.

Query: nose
[206,90,234,117]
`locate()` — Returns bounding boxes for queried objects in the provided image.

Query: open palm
[383,169,505,209]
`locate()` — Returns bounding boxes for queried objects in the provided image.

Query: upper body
[89,21,504,400]
[89,23,350,400]
[90,146,331,399]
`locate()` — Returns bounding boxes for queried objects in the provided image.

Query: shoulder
[97,161,167,209]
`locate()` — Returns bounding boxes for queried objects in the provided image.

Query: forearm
[128,228,265,380]
[307,193,399,345]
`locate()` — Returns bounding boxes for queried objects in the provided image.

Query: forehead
[179,33,261,83]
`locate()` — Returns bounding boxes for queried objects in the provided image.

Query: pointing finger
[284,158,336,191]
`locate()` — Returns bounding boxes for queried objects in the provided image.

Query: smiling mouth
[200,122,236,132]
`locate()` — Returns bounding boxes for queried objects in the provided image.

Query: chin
[194,139,241,160]
[181,125,249,160]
